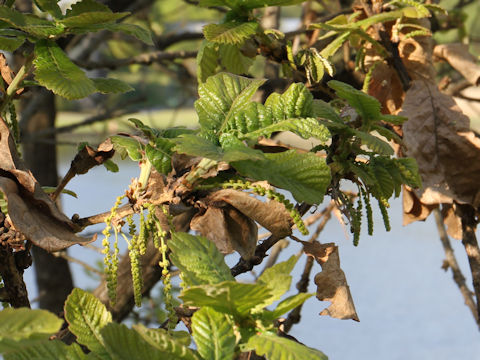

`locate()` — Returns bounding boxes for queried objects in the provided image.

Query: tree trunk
[21,88,74,315]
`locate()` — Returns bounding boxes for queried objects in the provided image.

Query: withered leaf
[190,205,257,260]
[0,118,93,251]
[402,185,436,226]
[207,189,293,238]
[69,139,115,176]
[400,80,480,209]
[433,43,480,86]
[303,241,359,321]
[0,177,94,252]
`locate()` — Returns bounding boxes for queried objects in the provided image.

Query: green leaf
[204,22,258,45]
[379,114,407,125]
[312,99,342,123]
[65,0,111,16]
[180,281,273,318]
[219,44,254,74]
[371,161,395,199]
[268,293,314,319]
[41,186,78,198]
[34,40,96,100]
[191,307,236,360]
[328,80,381,122]
[101,323,167,360]
[173,134,223,161]
[103,159,119,173]
[195,72,265,134]
[219,133,265,162]
[64,288,112,357]
[0,308,62,341]
[320,31,350,58]
[228,102,273,134]
[241,117,330,141]
[0,6,63,37]
[197,41,219,83]
[233,150,331,204]
[394,157,421,188]
[61,12,128,31]
[265,83,313,121]
[110,135,143,161]
[145,138,174,175]
[34,0,62,18]
[104,22,154,45]
[244,331,328,360]
[168,232,235,287]
[254,256,297,310]
[3,340,87,360]
[352,130,394,156]
[128,118,160,139]
[91,78,133,94]
[133,325,199,360]
[370,124,403,144]
[0,29,25,51]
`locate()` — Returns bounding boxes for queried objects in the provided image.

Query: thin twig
[58,253,103,277]
[433,208,479,326]
[76,50,198,70]
[75,204,135,230]
[456,204,480,329]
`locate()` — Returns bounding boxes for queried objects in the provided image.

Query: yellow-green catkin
[353,193,362,246]
[137,210,148,256]
[102,195,125,305]
[222,179,308,235]
[156,218,176,330]
[362,188,374,236]
[127,225,143,307]
[378,198,391,232]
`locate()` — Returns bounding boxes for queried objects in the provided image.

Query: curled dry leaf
[191,205,257,260]
[402,185,437,226]
[68,139,115,176]
[191,188,294,260]
[0,118,94,251]
[208,189,293,238]
[433,43,480,86]
[441,204,463,240]
[400,80,480,209]
[303,241,359,321]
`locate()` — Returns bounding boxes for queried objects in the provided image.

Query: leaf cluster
[0,0,153,100]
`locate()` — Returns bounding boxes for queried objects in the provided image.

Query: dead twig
[455,204,480,329]
[433,208,479,326]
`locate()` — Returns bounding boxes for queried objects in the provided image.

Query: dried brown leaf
[69,139,114,176]
[303,241,359,321]
[400,80,480,209]
[402,186,436,226]
[434,43,480,86]
[0,118,93,251]
[191,205,257,260]
[0,178,94,252]
[441,204,462,240]
[208,189,293,238]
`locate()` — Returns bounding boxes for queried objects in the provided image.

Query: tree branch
[433,208,479,327]
[456,204,480,327]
